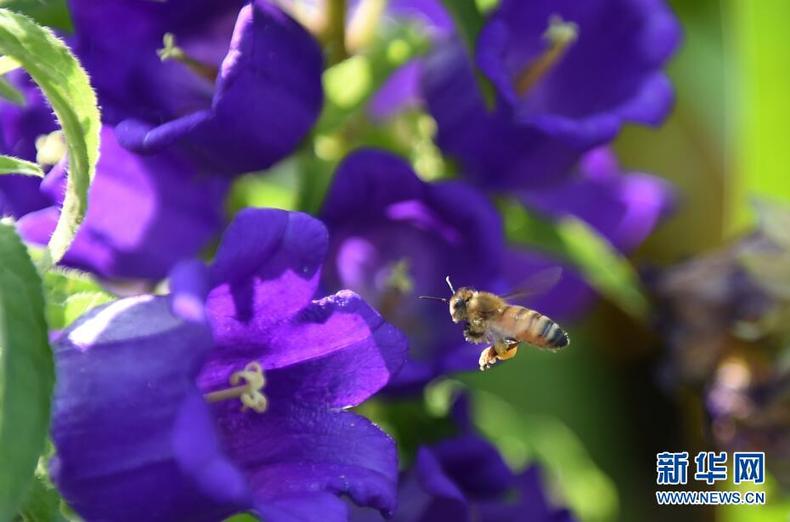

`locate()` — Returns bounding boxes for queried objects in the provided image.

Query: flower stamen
[514,15,578,96]
[204,361,268,413]
[157,33,218,83]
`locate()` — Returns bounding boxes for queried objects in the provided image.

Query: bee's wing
[502,266,563,302]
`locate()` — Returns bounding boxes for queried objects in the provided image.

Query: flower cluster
[0,0,685,519]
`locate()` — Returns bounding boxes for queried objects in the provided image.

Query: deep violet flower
[320,149,504,389]
[17,126,228,280]
[50,209,407,521]
[70,0,324,175]
[422,0,681,189]
[319,149,589,388]
[0,71,58,216]
[351,395,575,522]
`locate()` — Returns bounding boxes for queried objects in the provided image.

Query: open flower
[70,0,324,175]
[422,0,681,189]
[18,126,228,280]
[51,209,407,521]
[319,149,505,390]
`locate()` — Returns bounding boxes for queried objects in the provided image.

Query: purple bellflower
[51,208,407,521]
[422,0,681,189]
[320,149,505,389]
[0,71,58,216]
[69,0,324,175]
[351,395,575,522]
[17,126,228,280]
[319,149,589,388]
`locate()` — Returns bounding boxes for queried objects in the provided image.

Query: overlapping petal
[422,41,581,189]
[105,0,324,175]
[199,208,407,518]
[422,0,680,189]
[520,148,674,253]
[50,266,251,522]
[17,127,227,279]
[321,149,505,389]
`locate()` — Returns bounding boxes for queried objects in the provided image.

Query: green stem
[324,0,348,65]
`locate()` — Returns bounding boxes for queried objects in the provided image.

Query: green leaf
[17,458,68,522]
[556,217,648,320]
[0,222,54,521]
[0,154,43,177]
[439,0,484,52]
[0,8,100,268]
[0,0,72,31]
[0,74,23,105]
[502,200,649,320]
[42,267,112,330]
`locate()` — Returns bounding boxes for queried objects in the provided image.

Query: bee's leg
[478,346,498,371]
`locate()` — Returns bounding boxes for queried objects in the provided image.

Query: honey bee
[420,269,570,371]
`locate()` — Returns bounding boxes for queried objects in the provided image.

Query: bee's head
[449,288,475,323]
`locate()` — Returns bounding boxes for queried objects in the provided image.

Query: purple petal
[169,260,211,322]
[0,71,57,216]
[213,404,399,518]
[257,493,349,522]
[477,0,681,128]
[50,296,251,522]
[421,40,580,189]
[68,0,241,124]
[368,59,423,120]
[116,0,324,175]
[519,148,674,252]
[17,127,227,279]
[206,208,327,348]
[432,434,515,500]
[201,290,407,408]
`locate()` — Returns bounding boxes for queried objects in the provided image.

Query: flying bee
[420,268,570,371]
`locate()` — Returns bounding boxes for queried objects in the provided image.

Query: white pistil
[204,361,268,413]
[515,15,578,96]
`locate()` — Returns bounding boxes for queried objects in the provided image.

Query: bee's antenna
[445,276,456,294]
[418,295,447,303]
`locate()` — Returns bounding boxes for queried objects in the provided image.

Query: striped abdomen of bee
[494,305,569,350]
